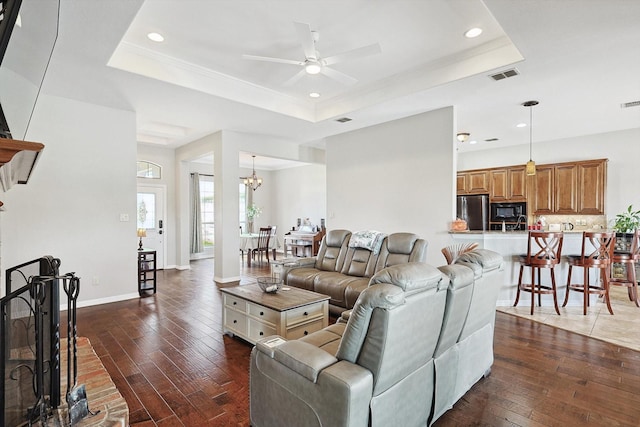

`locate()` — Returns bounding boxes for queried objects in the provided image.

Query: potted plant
[612,205,640,251]
[246,204,262,233]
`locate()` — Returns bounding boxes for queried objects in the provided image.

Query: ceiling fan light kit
[243,22,381,86]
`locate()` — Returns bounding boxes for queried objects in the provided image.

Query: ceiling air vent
[621,100,640,108]
[489,68,519,81]
[335,117,352,123]
[484,138,499,142]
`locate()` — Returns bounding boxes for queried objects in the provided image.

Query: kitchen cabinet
[490,166,526,202]
[577,160,606,214]
[457,170,489,195]
[533,159,607,215]
[534,166,554,214]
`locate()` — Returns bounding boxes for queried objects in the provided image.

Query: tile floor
[498,285,640,351]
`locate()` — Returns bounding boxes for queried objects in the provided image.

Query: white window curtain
[190,172,204,253]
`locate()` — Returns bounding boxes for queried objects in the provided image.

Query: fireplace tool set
[61,272,99,426]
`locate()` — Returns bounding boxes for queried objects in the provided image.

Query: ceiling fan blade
[294,22,317,59]
[282,69,308,87]
[242,54,304,66]
[323,43,382,66]
[321,66,358,85]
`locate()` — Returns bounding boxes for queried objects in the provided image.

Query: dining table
[240,233,281,266]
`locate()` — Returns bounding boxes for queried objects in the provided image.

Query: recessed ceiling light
[516,123,527,128]
[469,140,477,145]
[147,32,164,42]
[464,27,483,38]
[309,92,320,98]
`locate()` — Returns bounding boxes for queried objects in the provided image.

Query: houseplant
[612,205,640,252]
[246,204,262,233]
[612,205,640,233]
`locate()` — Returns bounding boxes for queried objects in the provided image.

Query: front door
[137,185,166,269]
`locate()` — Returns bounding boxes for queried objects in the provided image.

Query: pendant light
[522,100,539,176]
[244,155,263,191]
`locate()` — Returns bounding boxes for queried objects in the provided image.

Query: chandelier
[244,155,263,191]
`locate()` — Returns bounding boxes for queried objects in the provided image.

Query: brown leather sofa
[282,229,428,315]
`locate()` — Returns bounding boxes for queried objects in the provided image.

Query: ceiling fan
[243,22,381,86]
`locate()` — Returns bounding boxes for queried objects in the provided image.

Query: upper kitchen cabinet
[577,160,607,214]
[457,170,489,195]
[490,166,526,202]
[534,159,607,215]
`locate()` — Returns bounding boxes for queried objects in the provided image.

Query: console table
[137,249,156,296]
[221,284,329,344]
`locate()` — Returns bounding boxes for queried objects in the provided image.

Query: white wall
[458,128,640,220]
[326,107,455,266]
[1,94,138,305]
[271,164,327,246]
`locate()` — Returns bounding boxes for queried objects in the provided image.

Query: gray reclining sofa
[250,247,504,427]
[282,229,428,316]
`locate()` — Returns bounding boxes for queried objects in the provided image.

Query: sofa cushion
[341,247,379,278]
[376,233,428,271]
[369,262,444,293]
[285,267,322,291]
[314,272,364,308]
[336,283,405,363]
[314,229,351,272]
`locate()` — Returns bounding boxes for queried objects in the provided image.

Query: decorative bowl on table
[257,277,281,293]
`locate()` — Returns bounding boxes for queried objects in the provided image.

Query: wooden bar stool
[562,231,616,315]
[514,231,564,315]
[610,229,640,307]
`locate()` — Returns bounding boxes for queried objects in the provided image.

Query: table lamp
[137,228,147,250]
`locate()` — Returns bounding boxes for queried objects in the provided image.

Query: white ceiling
[7,0,640,169]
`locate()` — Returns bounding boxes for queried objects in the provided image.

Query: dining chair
[562,231,616,315]
[240,225,245,261]
[251,227,272,266]
[514,231,564,315]
[610,229,640,308]
[268,225,277,261]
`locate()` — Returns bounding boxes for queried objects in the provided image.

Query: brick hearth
[57,337,128,426]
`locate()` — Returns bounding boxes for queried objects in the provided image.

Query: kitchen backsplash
[535,214,608,231]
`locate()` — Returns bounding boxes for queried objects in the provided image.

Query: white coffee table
[221,284,329,344]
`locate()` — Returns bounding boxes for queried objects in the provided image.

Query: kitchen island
[448,230,609,307]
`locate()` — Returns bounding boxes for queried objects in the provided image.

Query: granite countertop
[449,228,610,235]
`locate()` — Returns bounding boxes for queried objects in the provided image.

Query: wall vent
[489,68,519,81]
[335,117,352,123]
[621,100,640,108]
[484,138,499,142]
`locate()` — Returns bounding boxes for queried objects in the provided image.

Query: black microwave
[490,202,526,222]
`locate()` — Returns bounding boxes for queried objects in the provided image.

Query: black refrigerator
[456,194,489,231]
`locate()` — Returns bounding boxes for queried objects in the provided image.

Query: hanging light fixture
[244,155,263,191]
[522,100,539,176]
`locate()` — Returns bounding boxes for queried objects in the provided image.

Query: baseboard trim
[61,292,140,310]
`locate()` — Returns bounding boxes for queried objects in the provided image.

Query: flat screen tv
[0,0,59,139]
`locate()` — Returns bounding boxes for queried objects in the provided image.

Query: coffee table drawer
[248,319,277,341]
[248,303,278,324]
[224,307,247,334]
[224,294,247,311]
[286,302,325,327]
[286,319,325,340]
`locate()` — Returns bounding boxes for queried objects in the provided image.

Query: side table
[137,249,157,296]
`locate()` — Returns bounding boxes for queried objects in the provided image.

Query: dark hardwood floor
[74,258,640,426]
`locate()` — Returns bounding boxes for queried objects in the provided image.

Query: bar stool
[610,229,640,307]
[562,231,616,315]
[514,231,564,315]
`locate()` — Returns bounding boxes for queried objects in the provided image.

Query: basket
[257,277,281,293]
